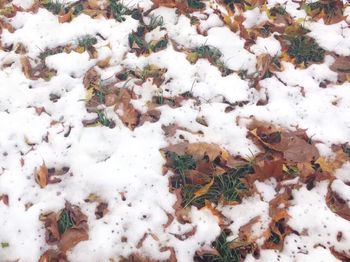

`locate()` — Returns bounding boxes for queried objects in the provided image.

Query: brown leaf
[185,169,212,185]
[329,246,350,261]
[38,249,67,262]
[139,109,161,125]
[95,202,108,219]
[58,228,89,252]
[159,246,177,262]
[186,143,230,162]
[172,188,190,223]
[42,212,60,244]
[0,194,9,206]
[326,184,350,221]
[35,163,48,188]
[118,103,140,130]
[83,68,100,89]
[104,93,117,106]
[203,200,226,227]
[330,56,350,73]
[248,158,284,184]
[250,124,319,163]
[20,56,32,79]
[238,216,261,243]
[256,54,272,80]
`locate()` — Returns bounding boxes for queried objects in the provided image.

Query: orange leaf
[194,178,214,197]
[35,163,48,188]
[58,11,72,23]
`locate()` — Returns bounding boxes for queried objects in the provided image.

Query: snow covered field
[0,0,350,261]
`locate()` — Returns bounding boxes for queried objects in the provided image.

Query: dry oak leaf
[202,200,226,227]
[39,249,67,262]
[58,228,89,252]
[35,163,48,188]
[186,142,230,162]
[238,216,262,244]
[117,104,140,130]
[326,184,350,221]
[41,203,89,252]
[248,158,284,184]
[250,127,319,162]
[83,67,100,89]
[330,56,350,73]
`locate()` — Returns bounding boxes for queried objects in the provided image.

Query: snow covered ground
[0,0,350,261]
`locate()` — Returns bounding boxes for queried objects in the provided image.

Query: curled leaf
[194,178,214,197]
[35,163,48,188]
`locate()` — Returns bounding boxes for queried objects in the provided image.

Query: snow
[1,0,350,261]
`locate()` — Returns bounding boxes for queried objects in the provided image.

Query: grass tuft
[169,152,196,176]
[78,35,97,49]
[188,0,205,9]
[97,110,111,127]
[286,35,325,65]
[269,5,287,16]
[43,0,65,14]
[148,15,164,30]
[109,0,131,22]
[181,164,254,208]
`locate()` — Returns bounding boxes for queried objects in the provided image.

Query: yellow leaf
[86,87,94,101]
[186,52,199,64]
[282,164,288,173]
[315,157,335,173]
[194,179,214,197]
[97,56,111,68]
[75,46,85,53]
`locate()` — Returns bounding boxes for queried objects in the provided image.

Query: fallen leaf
[39,249,67,262]
[20,56,32,79]
[35,163,48,188]
[58,11,71,23]
[330,56,350,73]
[250,124,319,163]
[186,143,230,162]
[326,184,350,221]
[238,216,261,243]
[194,178,214,197]
[95,202,108,219]
[97,56,111,68]
[58,228,89,252]
[0,194,9,206]
[248,158,284,184]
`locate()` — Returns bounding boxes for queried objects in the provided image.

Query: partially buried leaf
[39,249,67,262]
[330,56,350,73]
[58,228,89,252]
[326,185,350,221]
[250,126,319,162]
[20,56,32,79]
[35,163,48,188]
[186,142,230,161]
